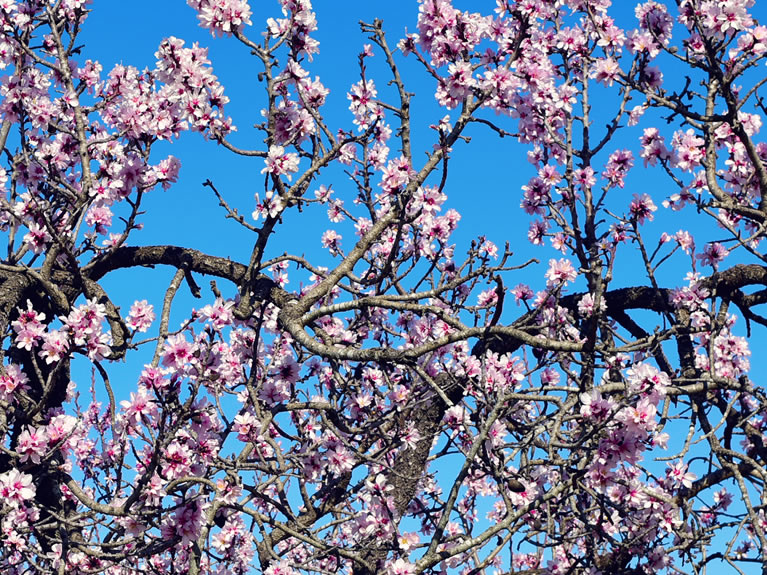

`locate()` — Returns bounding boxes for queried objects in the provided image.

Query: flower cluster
[187,0,252,36]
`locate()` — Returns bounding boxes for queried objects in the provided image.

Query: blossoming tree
[1,0,766,574]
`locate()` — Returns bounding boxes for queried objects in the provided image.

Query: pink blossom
[616,398,657,432]
[545,258,578,287]
[324,199,344,222]
[188,0,252,37]
[381,156,414,192]
[233,411,259,441]
[326,445,354,476]
[300,76,329,109]
[540,368,560,386]
[713,488,733,510]
[62,300,107,348]
[628,104,647,126]
[479,239,498,258]
[400,423,422,450]
[150,155,182,190]
[636,1,673,44]
[258,378,291,405]
[528,219,547,245]
[265,560,297,575]
[511,284,534,304]
[126,300,155,332]
[161,334,196,368]
[412,186,447,215]
[0,469,36,505]
[386,558,416,575]
[629,193,657,224]
[270,99,315,145]
[551,232,568,253]
[673,230,695,253]
[262,145,299,180]
[602,149,634,189]
[577,293,606,317]
[85,204,113,235]
[120,390,157,430]
[17,426,49,464]
[0,363,29,402]
[163,442,193,480]
[46,414,77,444]
[699,0,753,37]
[166,499,207,543]
[151,37,234,138]
[591,57,621,86]
[253,190,285,220]
[23,222,52,254]
[398,532,420,552]
[653,431,670,449]
[573,167,596,191]
[662,187,698,211]
[696,242,728,270]
[348,78,381,130]
[198,298,235,330]
[39,330,70,364]
[436,61,476,109]
[671,128,704,171]
[1,1,765,570]
[640,127,670,166]
[476,288,498,308]
[388,383,410,405]
[666,462,697,489]
[580,389,615,423]
[521,177,550,215]
[321,229,342,255]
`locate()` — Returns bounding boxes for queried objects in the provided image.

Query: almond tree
[1,1,766,574]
